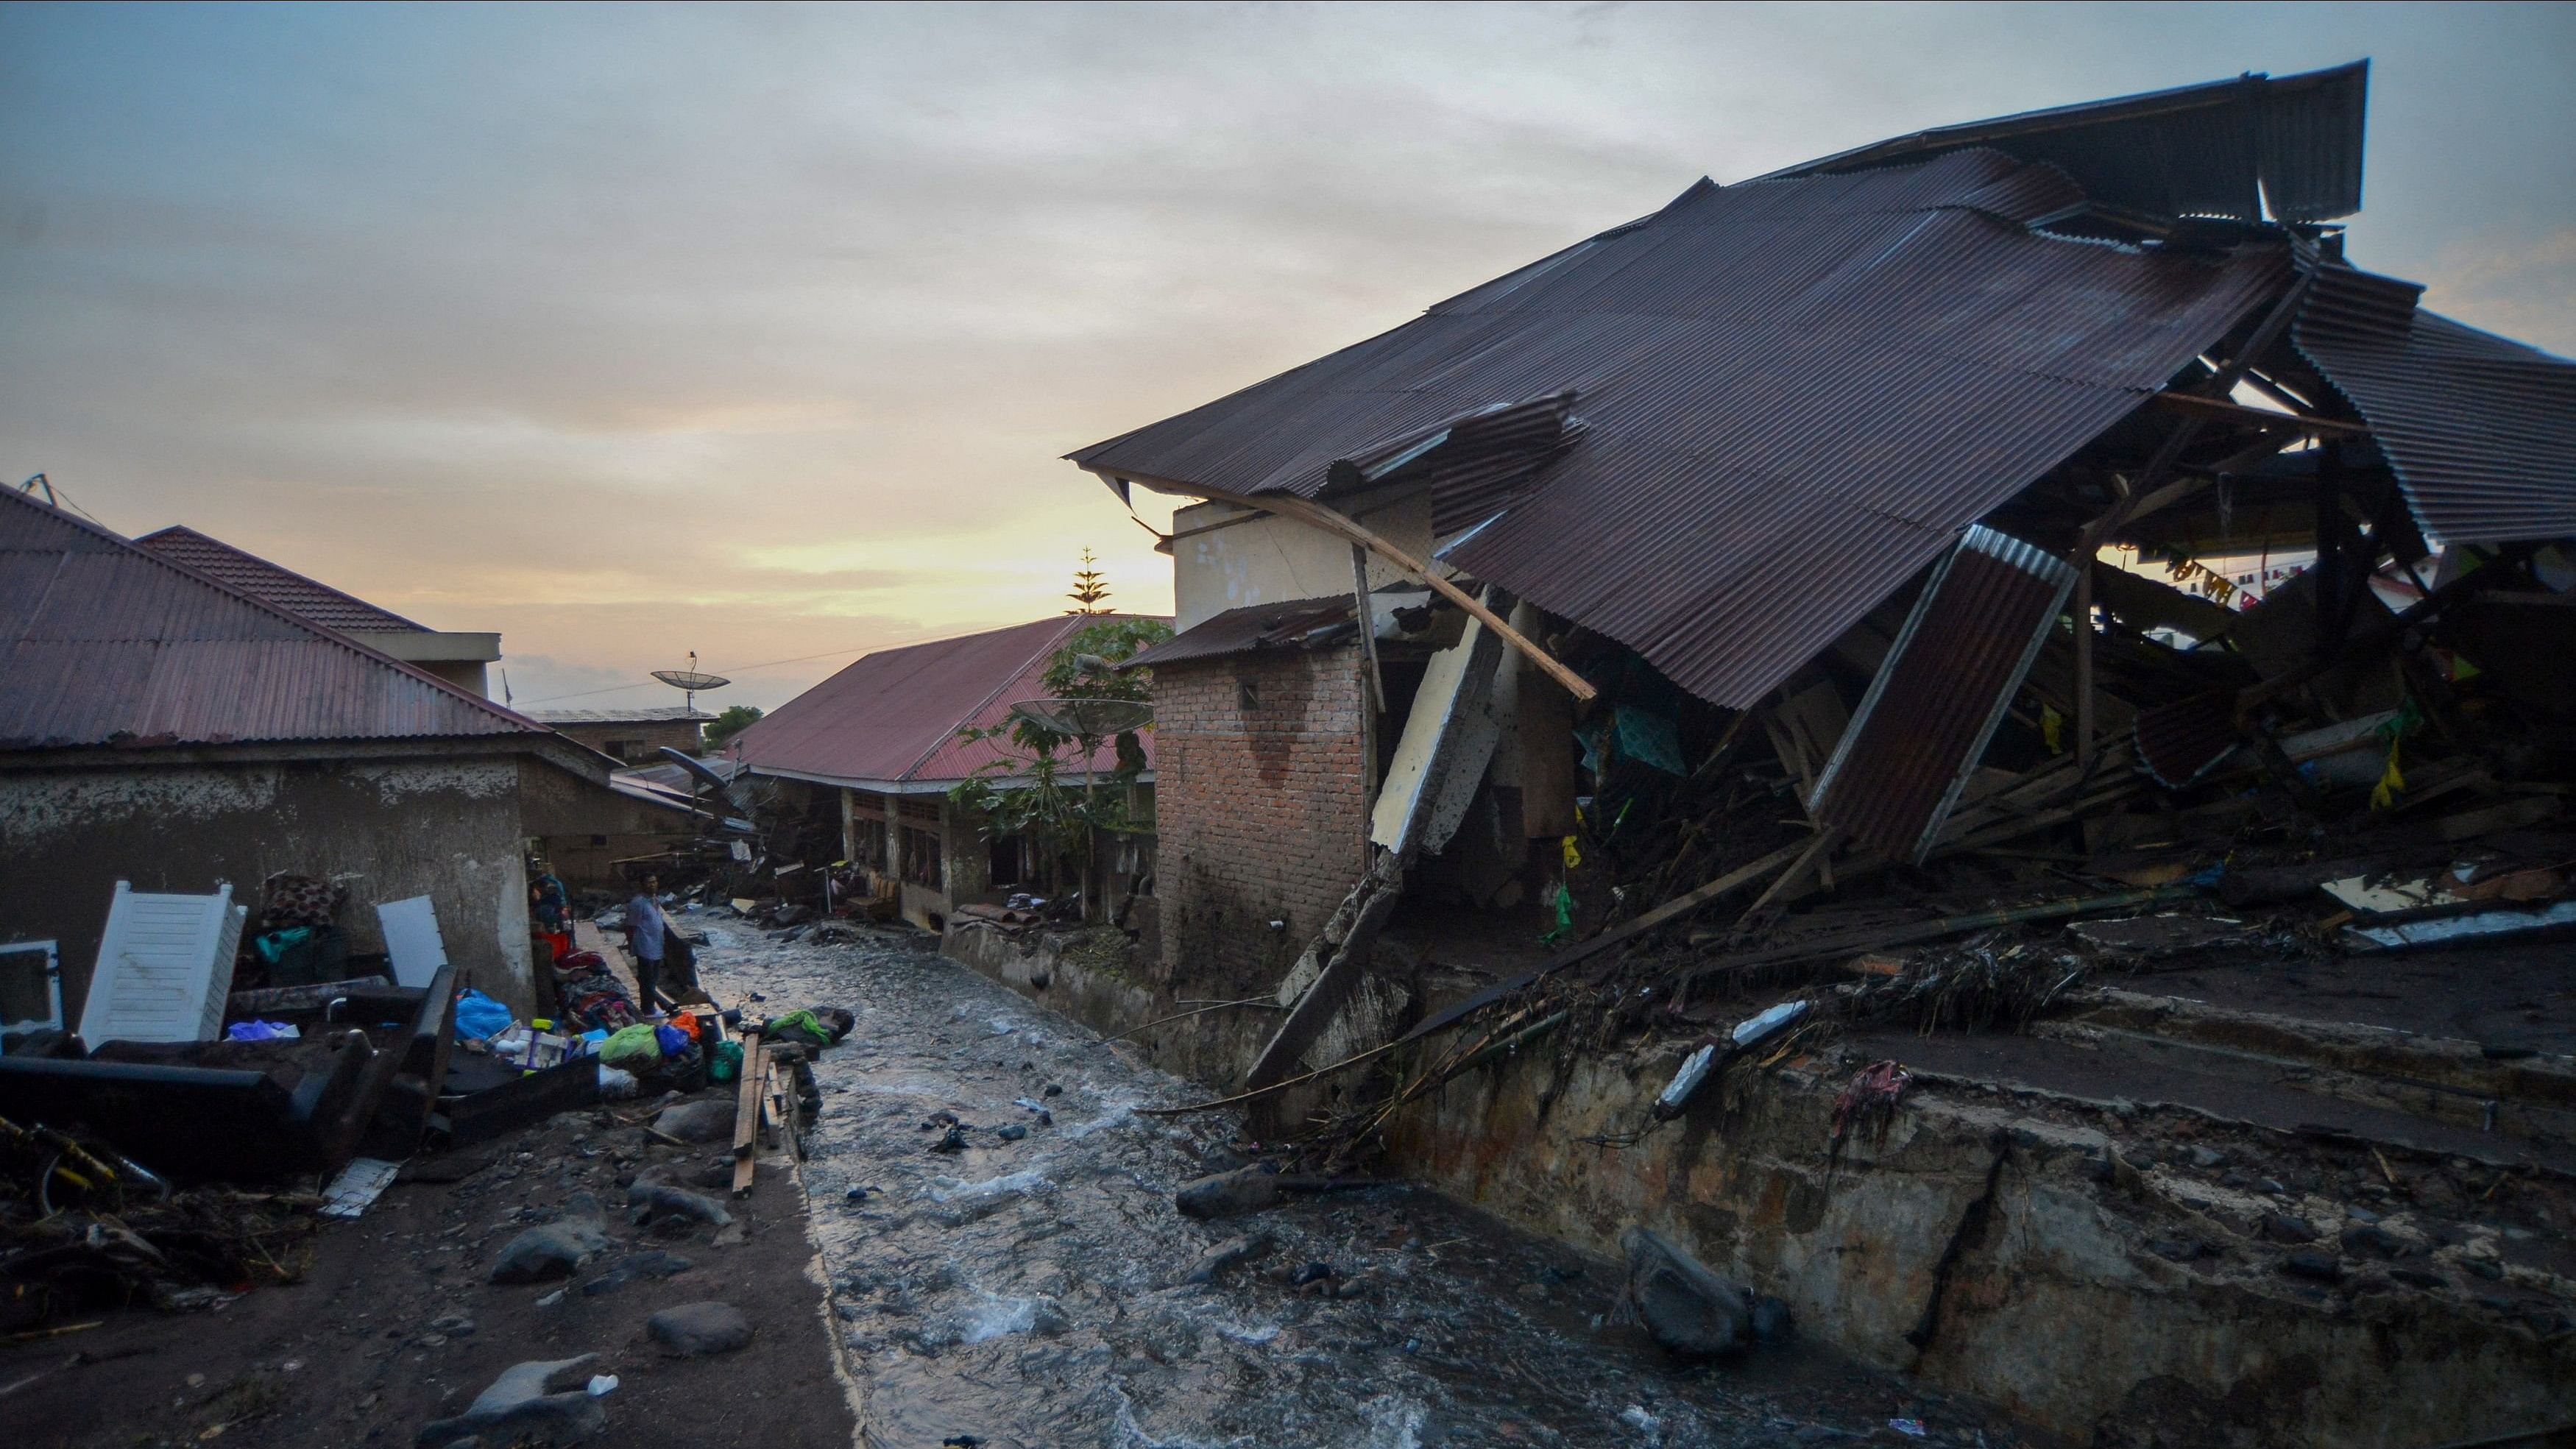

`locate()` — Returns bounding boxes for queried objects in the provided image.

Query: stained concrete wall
[0,754,539,1022]
[1170,492,1431,631]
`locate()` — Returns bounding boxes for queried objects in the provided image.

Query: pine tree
[1066,548,1111,614]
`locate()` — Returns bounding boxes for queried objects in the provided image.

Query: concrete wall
[549,718,703,764]
[0,754,539,1022]
[1171,491,1431,631]
[1152,647,1371,993]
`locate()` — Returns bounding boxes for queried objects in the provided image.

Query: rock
[1289,1261,1335,1288]
[1179,1234,1270,1286]
[489,1194,612,1283]
[1750,1296,1794,1344]
[651,1100,737,1144]
[1175,1165,1282,1219]
[995,1124,1028,1142]
[1621,1227,1752,1359]
[415,1355,605,1446]
[712,1223,747,1248]
[2280,1251,2344,1283]
[400,1153,495,1185]
[626,1181,733,1228]
[2463,1256,2505,1280]
[2188,1146,2227,1169]
[2389,1267,2446,1290]
[2342,1224,2407,1259]
[930,1126,969,1154]
[844,1186,874,1202]
[648,1300,754,1357]
[429,1314,478,1336]
[2260,1214,2319,1245]
[1043,1084,1063,1097]
[580,1251,695,1297]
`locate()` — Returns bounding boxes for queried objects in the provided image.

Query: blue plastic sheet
[453,988,514,1041]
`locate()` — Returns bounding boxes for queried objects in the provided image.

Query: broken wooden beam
[729,1028,765,1196]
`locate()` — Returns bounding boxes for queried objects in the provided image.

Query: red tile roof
[133,525,428,634]
[0,489,552,750]
[726,615,1166,787]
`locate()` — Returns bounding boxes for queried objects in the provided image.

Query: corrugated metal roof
[1122,598,1356,672]
[0,489,552,750]
[1809,527,2078,861]
[1769,61,2367,224]
[1075,147,2288,707]
[530,705,715,725]
[2293,262,2576,547]
[133,525,428,634]
[726,615,1168,786]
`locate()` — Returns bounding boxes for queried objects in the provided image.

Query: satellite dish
[650,653,731,714]
[1008,697,1153,740]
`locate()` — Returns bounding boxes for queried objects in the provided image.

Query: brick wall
[1152,646,1370,993]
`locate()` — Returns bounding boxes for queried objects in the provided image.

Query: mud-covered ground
[695,918,2028,1449]
[3,1101,854,1448]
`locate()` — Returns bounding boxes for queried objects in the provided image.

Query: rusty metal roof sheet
[1075,148,2288,707]
[1769,61,2367,224]
[2294,262,2576,547]
[133,525,428,634]
[1122,598,1356,672]
[726,615,1168,787]
[1809,526,2079,861]
[0,489,551,750]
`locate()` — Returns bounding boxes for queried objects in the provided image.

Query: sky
[4,2,2572,712]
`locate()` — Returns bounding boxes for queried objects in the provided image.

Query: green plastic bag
[767,1009,833,1048]
[710,1040,745,1083]
[599,1022,665,1071]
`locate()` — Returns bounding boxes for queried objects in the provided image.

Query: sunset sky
[4,3,2571,712]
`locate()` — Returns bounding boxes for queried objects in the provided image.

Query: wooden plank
[729,1030,765,1196]
[1242,859,1406,1091]
[1086,468,1597,702]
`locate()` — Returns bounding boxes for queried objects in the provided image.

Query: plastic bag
[710,1040,745,1083]
[599,1022,665,1071]
[226,1020,301,1042]
[653,1023,690,1057]
[596,1064,640,1099]
[453,988,514,1042]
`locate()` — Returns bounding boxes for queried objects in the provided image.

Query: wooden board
[729,1030,765,1196]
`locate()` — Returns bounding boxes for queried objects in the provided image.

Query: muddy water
[693,921,2011,1449]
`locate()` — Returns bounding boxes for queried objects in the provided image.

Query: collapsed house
[725,614,1166,931]
[0,487,680,1021]
[1041,62,2576,1444]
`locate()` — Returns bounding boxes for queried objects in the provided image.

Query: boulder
[416,1355,604,1446]
[626,1180,733,1227]
[1175,1165,1281,1219]
[652,1099,737,1144]
[1620,1227,1751,1359]
[648,1300,754,1357]
[489,1194,612,1284]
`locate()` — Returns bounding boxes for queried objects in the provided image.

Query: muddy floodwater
[693,921,2019,1449]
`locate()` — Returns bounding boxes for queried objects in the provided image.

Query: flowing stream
[691,919,2013,1449]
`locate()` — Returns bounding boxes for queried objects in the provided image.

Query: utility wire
[519,641,880,705]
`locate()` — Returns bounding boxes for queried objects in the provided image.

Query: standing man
[623,874,669,1016]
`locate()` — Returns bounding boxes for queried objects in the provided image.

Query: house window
[902,826,944,890]
[605,738,638,760]
[1236,679,1260,711]
[989,835,1024,888]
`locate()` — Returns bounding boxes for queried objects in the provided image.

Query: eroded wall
[0,755,537,1021]
[1153,647,1371,995]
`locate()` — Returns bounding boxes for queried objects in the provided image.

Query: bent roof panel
[0,489,551,749]
[726,614,1167,786]
[1074,148,2287,706]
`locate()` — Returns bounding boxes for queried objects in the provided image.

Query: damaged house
[726,614,1167,931]
[0,488,679,1021]
[1055,63,2576,1445]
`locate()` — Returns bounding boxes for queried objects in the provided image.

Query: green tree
[1066,548,1111,614]
[948,617,1172,908]
[704,704,763,748]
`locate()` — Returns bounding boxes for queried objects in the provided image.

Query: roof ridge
[3,489,549,739]
[134,522,431,632]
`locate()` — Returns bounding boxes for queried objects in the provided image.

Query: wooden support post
[1350,542,1384,714]
[729,1028,765,1196]
[2073,564,2096,771]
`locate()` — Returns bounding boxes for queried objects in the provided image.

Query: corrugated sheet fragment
[1121,599,1355,673]
[2293,263,2576,546]
[2134,692,2242,789]
[1808,526,2078,862]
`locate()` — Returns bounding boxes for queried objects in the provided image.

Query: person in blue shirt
[622,874,669,1014]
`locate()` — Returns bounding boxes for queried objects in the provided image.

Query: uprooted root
[1841,929,2084,1035]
